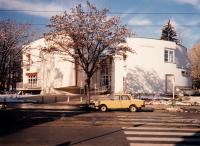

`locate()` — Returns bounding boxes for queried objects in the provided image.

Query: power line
[1,9,200,28]
[1,9,200,15]
[109,12,200,15]
[129,25,200,27]
[13,23,200,28]
[0,9,64,12]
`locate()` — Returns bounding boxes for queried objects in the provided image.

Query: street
[0,110,200,146]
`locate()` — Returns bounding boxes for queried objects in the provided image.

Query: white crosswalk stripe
[118,112,200,146]
[124,131,200,136]
[122,127,200,131]
[129,143,200,146]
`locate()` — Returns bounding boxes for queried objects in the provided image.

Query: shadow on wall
[43,54,64,94]
[54,67,64,87]
[126,67,165,94]
[175,45,188,69]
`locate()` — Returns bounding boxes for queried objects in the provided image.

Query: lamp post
[172,76,175,107]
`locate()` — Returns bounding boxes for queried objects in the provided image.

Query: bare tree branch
[43,1,133,102]
[0,19,30,91]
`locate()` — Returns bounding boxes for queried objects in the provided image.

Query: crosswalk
[118,112,200,146]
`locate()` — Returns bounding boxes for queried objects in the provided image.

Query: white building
[17,37,192,95]
[116,38,192,95]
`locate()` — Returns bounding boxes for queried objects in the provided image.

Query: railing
[16,82,41,89]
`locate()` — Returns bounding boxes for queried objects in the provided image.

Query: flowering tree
[44,2,133,102]
[0,19,30,92]
[188,43,200,89]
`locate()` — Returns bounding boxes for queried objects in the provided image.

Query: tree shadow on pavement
[55,129,123,146]
[175,131,200,146]
[0,109,92,137]
[55,124,143,146]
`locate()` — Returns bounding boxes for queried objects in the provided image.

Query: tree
[44,2,133,102]
[0,19,30,92]
[160,20,179,44]
[188,43,200,89]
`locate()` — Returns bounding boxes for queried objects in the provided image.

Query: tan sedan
[89,93,145,112]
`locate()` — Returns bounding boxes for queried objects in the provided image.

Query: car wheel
[100,105,107,112]
[129,105,137,112]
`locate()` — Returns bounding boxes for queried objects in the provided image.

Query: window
[26,72,38,88]
[121,95,129,100]
[110,95,120,100]
[100,64,111,88]
[181,70,189,77]
[164,49,175,63]
[28,75,37,87]
[26,53,31,71]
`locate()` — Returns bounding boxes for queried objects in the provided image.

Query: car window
[110,95,120,100]
[121,95,130,100]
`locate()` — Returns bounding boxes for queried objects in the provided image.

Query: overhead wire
[1,9,200,15]
[1,9,200,27]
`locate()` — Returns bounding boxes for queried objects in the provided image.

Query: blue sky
[1,0,200,48]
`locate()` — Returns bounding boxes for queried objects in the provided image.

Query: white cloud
[128,17,152,26]
[0,0,67,18]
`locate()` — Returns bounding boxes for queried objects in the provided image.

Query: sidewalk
[1,99,87,111]
[2,94,200,113]
[17,103,83,110]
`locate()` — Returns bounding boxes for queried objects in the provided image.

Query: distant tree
[44,1,133,102]
[188,43,200,89]
[0,19,30,92]
[160,20,179,44]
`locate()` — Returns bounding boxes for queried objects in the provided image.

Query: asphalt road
[0,110,200,146]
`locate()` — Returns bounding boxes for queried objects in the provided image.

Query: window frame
[164,48,175,63]
[28,75,37,87]
[121,95,130,100]
[110,95,120,100]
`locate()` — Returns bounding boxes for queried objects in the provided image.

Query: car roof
[113,93,131,96]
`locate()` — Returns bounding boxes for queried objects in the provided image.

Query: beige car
[89,93,145,112]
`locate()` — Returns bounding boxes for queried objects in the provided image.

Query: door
[120,95,131,108]
[166,74,175,93]
[108,95,121,109]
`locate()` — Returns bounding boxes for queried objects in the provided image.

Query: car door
[107,95,121,109]
[120,95,131,108]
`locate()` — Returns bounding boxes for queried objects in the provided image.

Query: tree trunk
[86,76,91,104]
[6,63,11,91]
[75,59,78,86]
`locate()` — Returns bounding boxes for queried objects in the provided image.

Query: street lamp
[172,76,175,107]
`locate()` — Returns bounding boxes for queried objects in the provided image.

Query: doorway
[165,74,175,94]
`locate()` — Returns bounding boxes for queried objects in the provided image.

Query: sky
[1,0,200,48]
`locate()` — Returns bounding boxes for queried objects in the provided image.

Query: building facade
[121,38,192,94]
[17,37,192,95]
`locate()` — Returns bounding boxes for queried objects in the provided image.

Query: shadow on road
[175,131,200,146]
[55,129,123,146]
[0,109,91,137]
[55,124,143,146]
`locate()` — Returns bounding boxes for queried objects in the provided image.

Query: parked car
[89,93,145,112]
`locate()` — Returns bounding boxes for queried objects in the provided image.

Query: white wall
[23,38,75,94]
[22,37,192,95]
[123,38,192,94]
[111,56,124,93]
[23,38,45,86]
